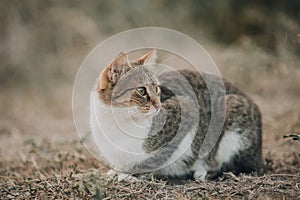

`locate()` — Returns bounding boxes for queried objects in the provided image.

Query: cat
[90,49,262,181]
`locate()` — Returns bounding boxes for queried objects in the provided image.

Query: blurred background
[0,0,299,165]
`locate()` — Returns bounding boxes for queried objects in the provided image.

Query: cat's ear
[110,52,129,66]
[132,49,157,65]
[97,52,130,91]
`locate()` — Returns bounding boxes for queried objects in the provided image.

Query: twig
[3,188,16,197]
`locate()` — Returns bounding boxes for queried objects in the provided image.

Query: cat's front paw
[106,169,139,182]
[193,170,207,182]
[117,173,139,182]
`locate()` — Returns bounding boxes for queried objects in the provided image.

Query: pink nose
[151,98,161,111]
[153,103,161,111]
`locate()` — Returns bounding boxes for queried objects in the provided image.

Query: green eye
[136,87,147,96]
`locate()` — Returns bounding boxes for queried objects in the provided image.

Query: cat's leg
[106,169,139,182]
[191,160,208,181]
[214,94,262,175]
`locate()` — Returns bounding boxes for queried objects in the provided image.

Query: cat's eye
[136,87,147,96]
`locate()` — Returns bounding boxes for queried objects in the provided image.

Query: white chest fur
[216,130,246,166]
[90,91,152,171]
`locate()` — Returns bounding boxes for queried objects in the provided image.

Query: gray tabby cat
[90,50,262,181]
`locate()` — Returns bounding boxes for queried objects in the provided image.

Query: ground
[1,1,299,199]
[0,67,299,199]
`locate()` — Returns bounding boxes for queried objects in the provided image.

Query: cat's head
[96,50,161,115]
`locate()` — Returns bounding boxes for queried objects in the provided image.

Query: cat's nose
[150,98,161,111]
[153,103,160,111]
[151,101,161,111]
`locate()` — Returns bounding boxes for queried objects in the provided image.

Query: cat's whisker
[127,109,142,119]
[111,108,138,121]
[124,110,139,119]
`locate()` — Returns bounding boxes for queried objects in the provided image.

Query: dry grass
[0,136,299,200]
[0,81,299,199]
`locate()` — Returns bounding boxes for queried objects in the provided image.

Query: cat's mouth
[148,106,161,116]
[139,104,161,115]
[128,105,160,121]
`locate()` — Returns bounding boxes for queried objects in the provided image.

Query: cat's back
[180,70,262,130]
[158,69,248,106]
[156,69,262,177]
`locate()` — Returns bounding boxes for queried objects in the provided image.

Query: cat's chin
[129,107,159,122]
[128,107,159,124]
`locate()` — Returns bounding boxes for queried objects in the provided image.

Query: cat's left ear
[97,52,130,91]
[132,49,157,65]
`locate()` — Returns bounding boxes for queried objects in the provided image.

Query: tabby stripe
[111,88,135,99]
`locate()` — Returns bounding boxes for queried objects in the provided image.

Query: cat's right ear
[97,52,130,91]
[132,49,157,66]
